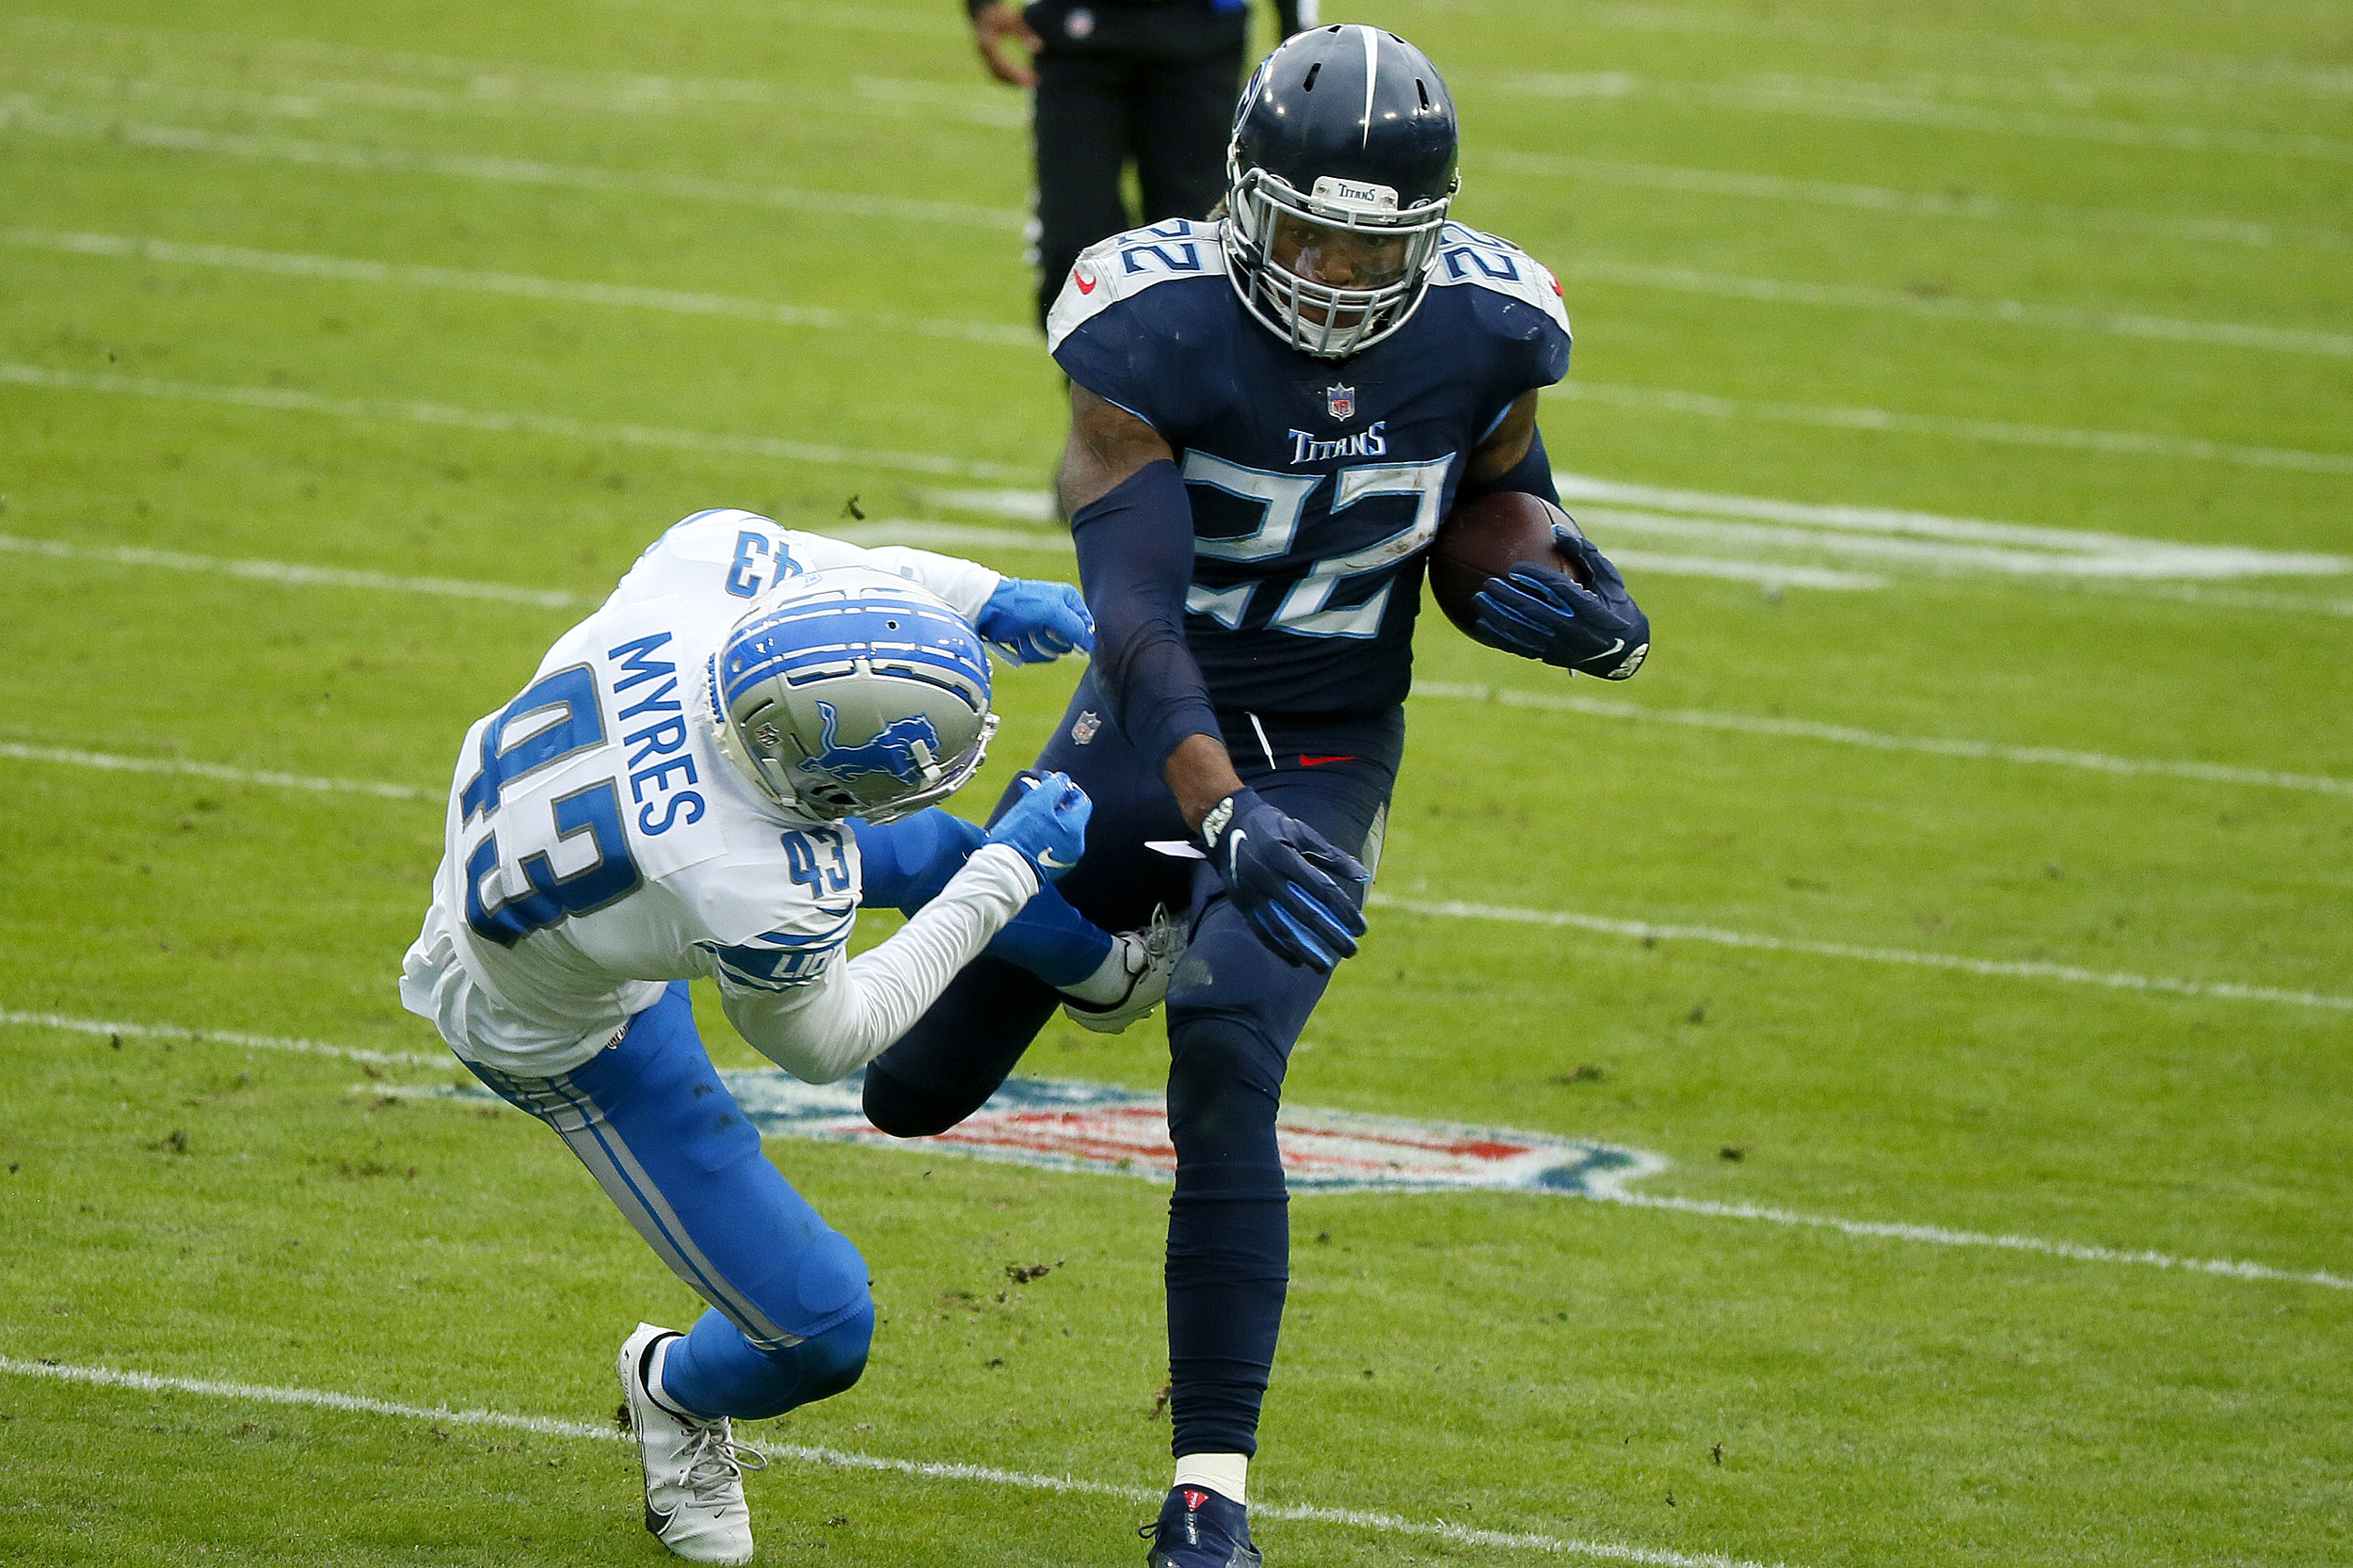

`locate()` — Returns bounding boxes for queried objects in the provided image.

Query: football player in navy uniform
[868,24,1651,1566]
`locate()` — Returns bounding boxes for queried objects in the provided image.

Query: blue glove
[1198,787,1369,974]
[1470,525,1650,680]
[985,770,1090,882]
[977,579,1095,664]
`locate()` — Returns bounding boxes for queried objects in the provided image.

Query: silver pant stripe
[483,1064,801,1351]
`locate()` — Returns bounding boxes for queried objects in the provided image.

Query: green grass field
[3,0,2349,1562]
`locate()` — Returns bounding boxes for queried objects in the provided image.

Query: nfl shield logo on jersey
[1325,384,1355,421]
[1070,710,1101,745]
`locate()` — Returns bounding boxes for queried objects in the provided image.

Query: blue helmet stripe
[723,645,990,709]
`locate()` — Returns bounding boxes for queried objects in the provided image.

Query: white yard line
[1551,257,2353,359]
[12,352,2350,497]
[1481,151,2350,252]
[1593,1193,2352,1290]
[1545,380,2353,477]
[923,479,2347,585]
[1367,893,2353,1014]
[1550,472,2343,568]
[375,1077,2353,1291]
[1499,72,2353,163]
[13,1001,2349,1292]
[3,228,1034,347]
[0,363,1039,481]
[0,742,429,801]
[13,62,1026,132]
[1408,680,2353,796]
[0,1356,1799,1568]
[0,102,1025,231]
[27,220,2328,370]
[0,532,590,607]
[0,1009,448,1068]
[1569,3,2353,99]
[4,683,2344,1009]
[2060,578,2353,618]
[8,529,2346,795]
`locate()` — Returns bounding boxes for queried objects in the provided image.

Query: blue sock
[660,1305,873,1422]
[854,810,1112,987]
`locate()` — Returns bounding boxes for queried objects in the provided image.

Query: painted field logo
[718,1070,1661,1196]
[392,1070,1662,1195]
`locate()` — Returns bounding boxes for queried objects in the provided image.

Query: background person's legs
[1032,53,1140,329]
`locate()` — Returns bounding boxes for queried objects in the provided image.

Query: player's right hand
[986,771,1090,883]
[970,0,1041,88]
[1198,787,1369,974]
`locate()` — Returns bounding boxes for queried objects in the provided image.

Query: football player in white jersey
[399,508,1170,1564]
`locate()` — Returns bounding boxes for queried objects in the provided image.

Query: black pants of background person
[1029,47,1241,328]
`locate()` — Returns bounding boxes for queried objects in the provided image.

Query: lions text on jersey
[1047,216,1572,714]
[399,510,1003,1077]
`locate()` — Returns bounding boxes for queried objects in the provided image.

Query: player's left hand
[987,771,1091,883]
[979,579,1095,664]
[1200,787,1369,974]
[1471,527,1650,680]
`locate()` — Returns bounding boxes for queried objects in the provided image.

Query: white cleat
[616,1322,765,1565]
[1062,905,1187,1034]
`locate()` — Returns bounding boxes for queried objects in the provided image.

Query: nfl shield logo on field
[1325,384,1355,421]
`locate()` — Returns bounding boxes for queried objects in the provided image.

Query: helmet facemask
[1225,161,1454,360]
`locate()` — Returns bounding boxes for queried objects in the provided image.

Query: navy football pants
[467,984,872,1421]
[865,671,1401,1457]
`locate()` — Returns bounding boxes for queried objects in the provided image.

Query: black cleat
[1142,1485,1261,1568]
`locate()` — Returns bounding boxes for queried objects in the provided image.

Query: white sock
[646,1335,679,1406]
[1173,1452,1248,1507]
[645,1335,701,1421]
[1060,934,1136,1005]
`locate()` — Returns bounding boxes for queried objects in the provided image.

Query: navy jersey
[1046,216,1573,715]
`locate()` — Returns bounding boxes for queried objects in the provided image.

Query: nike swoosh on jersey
[1297,755,1356,767]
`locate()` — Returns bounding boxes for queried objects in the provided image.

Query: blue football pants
[467,983,872,1421]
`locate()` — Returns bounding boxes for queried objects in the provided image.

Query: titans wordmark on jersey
[1048,217,1572,715]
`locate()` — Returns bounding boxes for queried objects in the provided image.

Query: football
[1425,490,1593,636]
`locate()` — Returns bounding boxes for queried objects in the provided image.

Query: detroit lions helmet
[707,566,997,824]
[1224,24,1460,360]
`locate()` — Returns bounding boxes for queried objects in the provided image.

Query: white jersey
[399,509,1028,1080]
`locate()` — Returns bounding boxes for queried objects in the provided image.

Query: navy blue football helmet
[1224,24,1460,359]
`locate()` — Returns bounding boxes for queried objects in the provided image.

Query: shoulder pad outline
[1428,223,1572,336]
[1047,219,1230,352]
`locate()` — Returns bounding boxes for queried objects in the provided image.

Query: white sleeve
[781,531,1002,623]
[713,843,1039,1082]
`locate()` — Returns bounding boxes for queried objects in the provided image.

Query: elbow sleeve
[1070,460,1221,773]
[1462,426,1561,506]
